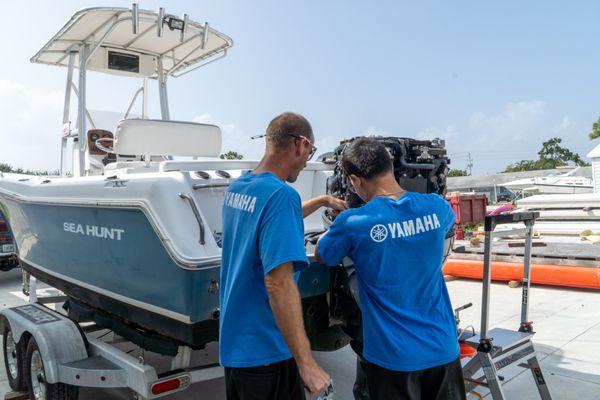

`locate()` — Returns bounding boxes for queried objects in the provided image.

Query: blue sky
[0,1,599,174]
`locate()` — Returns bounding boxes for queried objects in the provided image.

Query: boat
[503,168,593,195]
[0,5,454,357]
[0,6,340,353]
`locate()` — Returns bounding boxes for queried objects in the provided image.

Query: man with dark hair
[220,112,346,399]
[316,137,466,400]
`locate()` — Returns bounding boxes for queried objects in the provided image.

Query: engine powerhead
[322,136,450,208]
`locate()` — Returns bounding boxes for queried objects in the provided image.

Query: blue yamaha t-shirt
[318,192,458,372]
[219,172,308,367]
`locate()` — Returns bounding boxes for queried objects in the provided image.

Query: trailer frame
[1,277,223,400]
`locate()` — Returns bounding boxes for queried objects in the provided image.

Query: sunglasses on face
[251,133,318,161]
[286,134,317,161]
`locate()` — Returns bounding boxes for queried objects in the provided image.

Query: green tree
[447,169,468,177]
[0,163,12,173]
[589,116,600,140]
[536,137,586,168]
[504,160,538,173]
[219,151,244,160]
[504,137,589,172]
[0,163,58,176]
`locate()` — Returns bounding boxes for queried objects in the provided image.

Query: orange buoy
[443,259,600,290]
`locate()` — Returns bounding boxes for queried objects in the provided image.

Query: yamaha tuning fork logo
[370,213,442,243]
[370,224,388,242]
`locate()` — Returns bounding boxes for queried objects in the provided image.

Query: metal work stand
[461,212,552,399]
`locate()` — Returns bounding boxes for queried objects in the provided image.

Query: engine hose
[399,158,436,170]
[395,141,436,170]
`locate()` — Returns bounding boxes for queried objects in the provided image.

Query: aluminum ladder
[461,212,552,399]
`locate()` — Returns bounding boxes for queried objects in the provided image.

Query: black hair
[266,112,313,149]
[341,137,393,179]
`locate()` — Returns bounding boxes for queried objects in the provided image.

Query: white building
[588,142,600,193]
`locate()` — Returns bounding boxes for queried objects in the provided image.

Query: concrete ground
[0,269,599,399]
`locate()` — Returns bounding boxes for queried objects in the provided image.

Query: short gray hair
[266,112,313,150]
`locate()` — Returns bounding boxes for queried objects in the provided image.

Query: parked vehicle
[450,185,515,203]
[0,209,18,271]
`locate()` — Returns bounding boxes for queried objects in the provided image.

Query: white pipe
[61,52,76,177]
[157,7,165,37]
[132,3,139,34]
[77,45,88,177]
[142,78,148,119]
[202,22,209,49]
[181,14,189,42]
[157,56,170,120]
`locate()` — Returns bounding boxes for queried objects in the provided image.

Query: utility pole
[467,152,474,176]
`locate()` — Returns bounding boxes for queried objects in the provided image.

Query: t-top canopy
[31,6,233,78]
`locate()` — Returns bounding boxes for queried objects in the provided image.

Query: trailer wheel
[3,324,26,391]
[25,337,79,400]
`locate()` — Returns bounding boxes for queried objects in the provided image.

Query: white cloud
[0,80,63,171]
[414,101,589,174]
[417,125,461,142]
[554,116,573,132]
[467,100,547,148]
[192,113,264,160]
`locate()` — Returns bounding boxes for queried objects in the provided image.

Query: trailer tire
[3,324,26,391]
[25,337,79,400]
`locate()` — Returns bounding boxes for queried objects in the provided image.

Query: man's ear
[349,174,360,188]
[293,138,303,157]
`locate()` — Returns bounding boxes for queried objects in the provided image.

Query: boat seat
[112,119,222,157]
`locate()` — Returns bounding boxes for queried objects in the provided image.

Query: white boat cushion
[113,119,222,157]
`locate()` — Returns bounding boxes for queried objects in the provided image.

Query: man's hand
[323,195,348,212]
[265,263,330,395]
[298,359,331,396]
[302,195,347,218]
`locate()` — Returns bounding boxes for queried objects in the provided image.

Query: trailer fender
[0,303,87,384]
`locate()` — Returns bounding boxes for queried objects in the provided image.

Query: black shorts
[225,358,306,400]
[365,357,466,400]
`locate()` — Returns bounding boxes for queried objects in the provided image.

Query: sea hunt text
[63,222,125,241]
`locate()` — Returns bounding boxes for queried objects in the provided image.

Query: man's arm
[302,195,347,218]
[314,215,352,267]
[264,262,330,395]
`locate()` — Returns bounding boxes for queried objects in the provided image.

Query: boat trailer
[1,278,223,400]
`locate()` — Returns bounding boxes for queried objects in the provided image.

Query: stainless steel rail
[192,182,230,190]
[178,193,205,245]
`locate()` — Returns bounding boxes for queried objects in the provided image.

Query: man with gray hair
[220,112,347,399]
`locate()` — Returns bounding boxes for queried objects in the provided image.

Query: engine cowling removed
[322,136,450,209]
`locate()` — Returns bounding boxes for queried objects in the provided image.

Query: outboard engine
[322,136,449,209]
